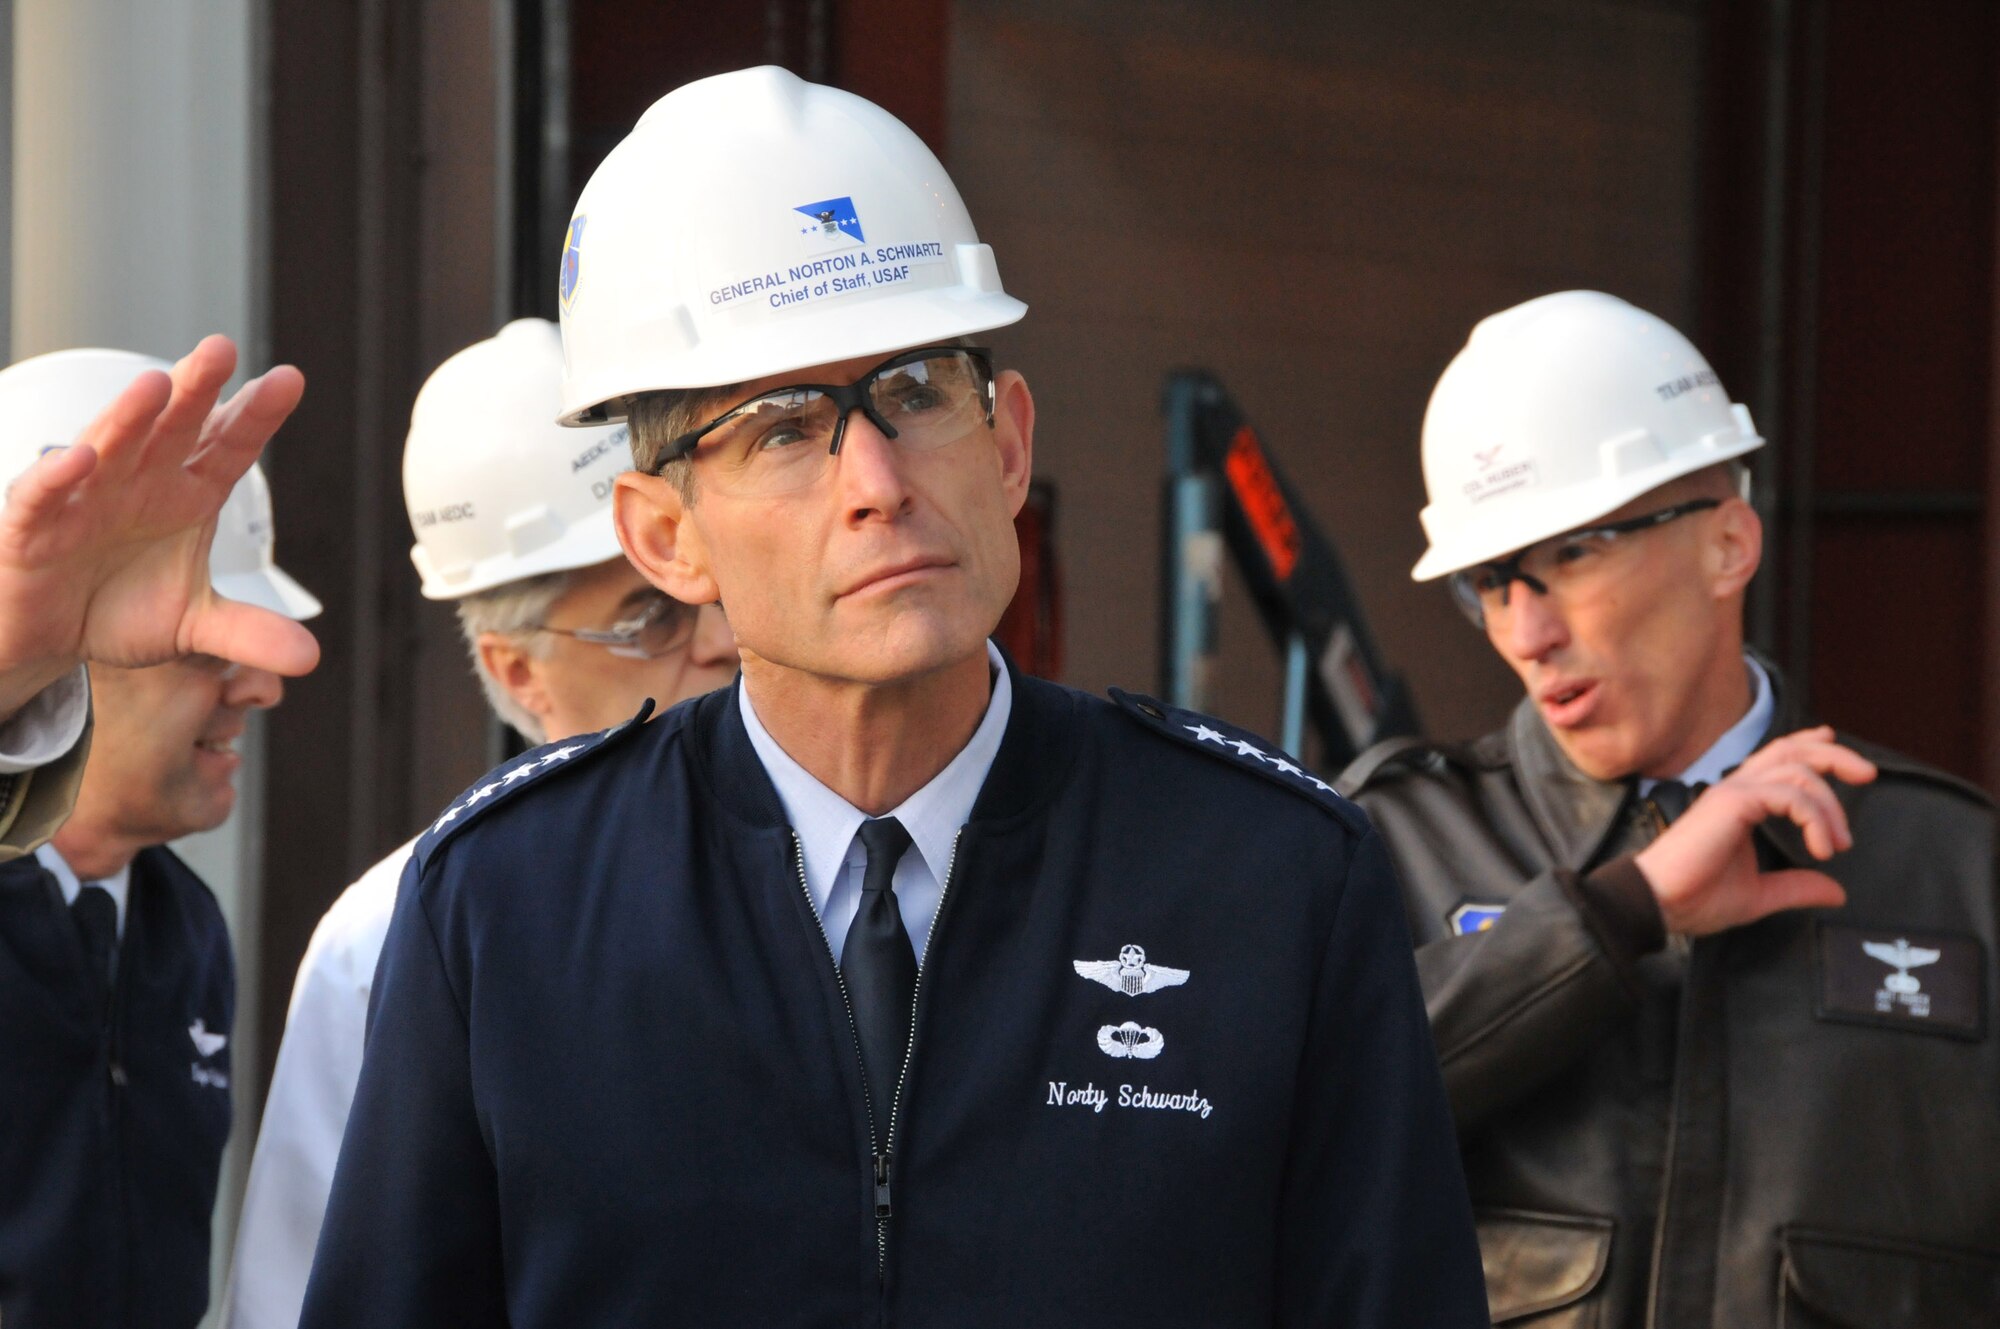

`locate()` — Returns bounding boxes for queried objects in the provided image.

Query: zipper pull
[108,1059,128,1088]
[873,1151,893,1217]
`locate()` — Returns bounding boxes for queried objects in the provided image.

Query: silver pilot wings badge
[1074,944,1190,997]
[1863,938,1942,994]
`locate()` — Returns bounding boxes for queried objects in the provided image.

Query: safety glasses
[650,346,996,497]
[1449,498,1721,629]
[530,591,700,660]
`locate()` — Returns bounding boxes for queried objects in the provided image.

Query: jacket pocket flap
[1782,1227,2000,1328]
[1477,1209,1613,1323]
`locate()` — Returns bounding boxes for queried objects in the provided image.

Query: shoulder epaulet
[1839,732,1994,810]
[1335,734,1492,794]
[1107,688,1362,825]
[413,700,655,864]
[1334,736,1434,795]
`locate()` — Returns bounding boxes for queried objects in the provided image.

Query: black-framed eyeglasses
[648,346,996,497]
[1448,498,1722,629]
[528,591,701,660]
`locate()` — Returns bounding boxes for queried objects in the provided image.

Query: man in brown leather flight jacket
[1342,292,2000,1327]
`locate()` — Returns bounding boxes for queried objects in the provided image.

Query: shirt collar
[737,640,1012,911]
[1641,654,1775,794]
[35,842,133,932]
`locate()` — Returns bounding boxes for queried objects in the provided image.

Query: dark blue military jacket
[303,665,1485,1327]
[0,845,234,1328]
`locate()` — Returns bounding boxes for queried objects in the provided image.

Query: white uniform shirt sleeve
[220,842,412,1329]
[0,666,89,773]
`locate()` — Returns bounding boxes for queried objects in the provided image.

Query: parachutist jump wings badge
[1074,944,1190,997]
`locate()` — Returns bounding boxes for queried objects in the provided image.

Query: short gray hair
[628,387,742,505]
[453,569,574,744]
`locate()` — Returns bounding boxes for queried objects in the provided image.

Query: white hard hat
[404,319,628,599]
[555,65,1027,425]
[1411,291,1763,581]
[0,347,321,619]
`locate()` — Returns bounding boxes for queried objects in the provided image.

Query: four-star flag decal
[1184,723,1337,794]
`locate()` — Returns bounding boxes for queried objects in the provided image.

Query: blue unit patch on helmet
[793,196,865,247]
[1449,901,1506,935]
[560,215,587,312]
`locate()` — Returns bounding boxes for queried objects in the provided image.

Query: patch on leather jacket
[1814,921,1985,1040]
[1449,900,1506,935]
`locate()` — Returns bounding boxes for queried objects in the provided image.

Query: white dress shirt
[1640,655,1775,796]
[0,666,90,773]
[738,640,1010,964]
[220,840,412,1329]
[35,840,132,938]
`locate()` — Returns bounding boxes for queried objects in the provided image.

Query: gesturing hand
[1633,726,1877,937]
[0,335,318,717]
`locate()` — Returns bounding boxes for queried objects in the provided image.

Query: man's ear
[615,471,719,605]
[1708,496,1763,599]
[989,370,1036,520]
[476,634,554,726]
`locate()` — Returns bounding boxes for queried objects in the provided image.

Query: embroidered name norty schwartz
[1048,1080,1215,1120]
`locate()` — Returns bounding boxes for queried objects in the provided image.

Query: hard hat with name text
[555,65,1028,425]
[0,346,321,619]
[405,318,628,599]
[1411,291,1763,581]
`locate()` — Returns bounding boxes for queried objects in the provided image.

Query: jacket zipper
[789,828,966,1284]
[789,834,897,1282]
[873,831,964,1268]
[103,929,130,1325]
[1642,776,1704,1329]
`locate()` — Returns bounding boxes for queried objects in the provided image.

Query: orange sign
[1224,426,1301,582]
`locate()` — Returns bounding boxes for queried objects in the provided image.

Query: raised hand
[1633,726,1878,936]
[0,335,319,718]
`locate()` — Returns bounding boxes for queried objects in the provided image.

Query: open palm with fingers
[0,335,318,715]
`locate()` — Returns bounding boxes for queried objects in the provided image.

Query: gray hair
[628,387,740,505]
[453,568,574,744]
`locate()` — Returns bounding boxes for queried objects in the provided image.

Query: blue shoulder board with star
[1107,688,1361,825]
[413,700,654,863]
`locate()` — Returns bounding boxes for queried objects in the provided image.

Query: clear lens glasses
[662,347,995,498]
[534,592,701,660]
[1448,498,1721,629]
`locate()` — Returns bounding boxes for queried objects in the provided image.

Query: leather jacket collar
[1506,651,1800,873]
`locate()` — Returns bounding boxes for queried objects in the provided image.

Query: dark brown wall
[1697,0,1998,785]
[1802,1,1994,782]
[950,0,1709,746]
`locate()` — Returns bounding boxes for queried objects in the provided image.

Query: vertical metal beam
[1160,375,1222,711]
[1280,634,1308,761]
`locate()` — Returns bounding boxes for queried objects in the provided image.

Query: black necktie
[70,883,119,994]
[842,817,917,1140]
[1647,779,1707,827]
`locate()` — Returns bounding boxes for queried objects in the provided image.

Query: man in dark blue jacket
[302,67,1486,1328]
[0,346,322,1329]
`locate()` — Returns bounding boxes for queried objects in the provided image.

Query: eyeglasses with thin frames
[528,592,701,660]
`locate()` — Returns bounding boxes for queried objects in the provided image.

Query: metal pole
[1280,633,1308,759]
